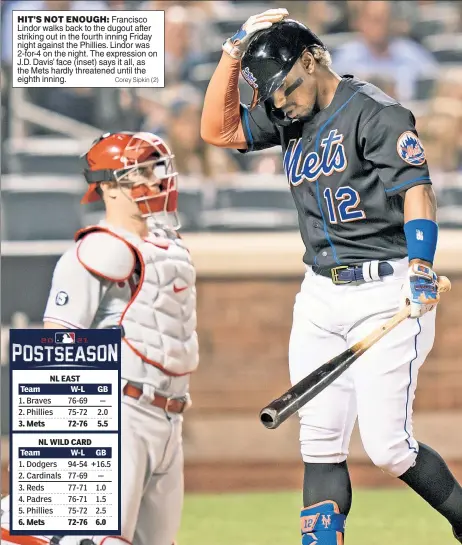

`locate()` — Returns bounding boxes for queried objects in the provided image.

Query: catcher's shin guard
[300,501,346,545]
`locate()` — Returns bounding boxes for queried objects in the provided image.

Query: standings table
[9,329,121,536]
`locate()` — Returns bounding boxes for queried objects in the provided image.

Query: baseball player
[1,132,198,545]
[201,10,462,545]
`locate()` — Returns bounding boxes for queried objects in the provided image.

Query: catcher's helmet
[241,19,326,110]
[81,131,180,227]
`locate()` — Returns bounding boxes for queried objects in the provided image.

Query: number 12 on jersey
[323,186,366,223]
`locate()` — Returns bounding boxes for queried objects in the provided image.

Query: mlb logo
[55,332,75,344]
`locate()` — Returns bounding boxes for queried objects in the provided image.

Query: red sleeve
[200,52,247,149]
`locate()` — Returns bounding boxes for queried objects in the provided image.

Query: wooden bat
[259,276,451,430]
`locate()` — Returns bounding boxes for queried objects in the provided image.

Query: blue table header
[9,329,121,370]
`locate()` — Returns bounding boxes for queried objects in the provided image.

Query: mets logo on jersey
[283,129,347,185]
[397,131,426,166]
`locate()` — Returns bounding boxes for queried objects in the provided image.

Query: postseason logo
[11,332,119,363]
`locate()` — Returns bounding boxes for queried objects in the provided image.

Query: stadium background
[1,0,462,542]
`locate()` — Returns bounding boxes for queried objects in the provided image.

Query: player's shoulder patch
[396,131,426,166]
[77,231,136,282]
[55,291,69,306]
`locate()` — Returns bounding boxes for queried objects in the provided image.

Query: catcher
[1,132,198,545]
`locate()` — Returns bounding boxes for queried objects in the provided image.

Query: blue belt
[314,262,394,285]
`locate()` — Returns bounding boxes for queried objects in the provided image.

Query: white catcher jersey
[44,222,198,394]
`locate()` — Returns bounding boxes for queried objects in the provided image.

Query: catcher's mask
[241,19,326,126]
[82,131,180,229]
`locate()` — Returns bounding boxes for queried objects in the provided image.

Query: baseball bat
[260,276,451,430]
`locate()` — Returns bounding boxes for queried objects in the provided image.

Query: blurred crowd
[2,0,462,183]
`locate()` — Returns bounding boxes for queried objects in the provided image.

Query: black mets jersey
[239,75,432,269]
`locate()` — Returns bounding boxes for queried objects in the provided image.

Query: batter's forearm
[200,52,247,149]
[403,184,438,266]
[403,184,437,223]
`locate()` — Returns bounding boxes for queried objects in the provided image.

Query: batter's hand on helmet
[222,8,289,60]
[400,263,440,318]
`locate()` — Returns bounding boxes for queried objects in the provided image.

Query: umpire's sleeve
[361,105,432,197]
[239,103,281,153]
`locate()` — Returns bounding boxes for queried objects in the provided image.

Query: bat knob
[259,407,280,429]
[437,276,451,293]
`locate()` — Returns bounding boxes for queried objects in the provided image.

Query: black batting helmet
[241,19,327,110]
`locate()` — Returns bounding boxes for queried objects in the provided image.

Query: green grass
[179,489,455,545]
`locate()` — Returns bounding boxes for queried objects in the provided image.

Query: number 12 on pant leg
[323,186,366,223]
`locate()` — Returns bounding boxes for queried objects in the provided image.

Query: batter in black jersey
[241,75,430,269]
[201,11,462,545]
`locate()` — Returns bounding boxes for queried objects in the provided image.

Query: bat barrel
[259,407,280,429]
[259,386,320,429]
[259,396,303,429]
[259,349,357,429]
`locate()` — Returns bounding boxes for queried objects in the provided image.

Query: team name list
[9,329,121,535]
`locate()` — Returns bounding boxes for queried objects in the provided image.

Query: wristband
[404,219,438,264]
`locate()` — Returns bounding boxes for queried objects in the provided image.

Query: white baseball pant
[289,257,436,477]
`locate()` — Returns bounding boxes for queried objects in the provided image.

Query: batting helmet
[241,19,327,110]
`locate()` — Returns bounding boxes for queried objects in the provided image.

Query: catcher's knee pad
[300,501,346,545]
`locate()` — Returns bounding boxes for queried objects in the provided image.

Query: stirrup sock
[300,500,346,545]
